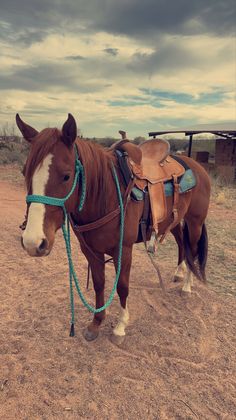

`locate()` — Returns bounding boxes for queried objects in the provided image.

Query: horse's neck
[74,140,119,224]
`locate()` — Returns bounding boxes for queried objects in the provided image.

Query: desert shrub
[0,139,29,165]
[133,136,146,145]
[167,139,188,152]
[96,137,117,147]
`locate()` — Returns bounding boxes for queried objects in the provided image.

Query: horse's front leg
[83,253,105,341]
[112,245,132,344]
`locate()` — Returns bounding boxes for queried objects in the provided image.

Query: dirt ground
[0,167,236,419]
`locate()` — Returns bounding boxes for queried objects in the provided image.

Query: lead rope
[61,164,124,336]
[26,147,125,337]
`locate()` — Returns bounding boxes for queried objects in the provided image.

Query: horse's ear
[62,113,77,148]
[16,114,38,142]
[111,131,142,165]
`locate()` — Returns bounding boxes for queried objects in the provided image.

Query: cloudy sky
[0,0,235,137]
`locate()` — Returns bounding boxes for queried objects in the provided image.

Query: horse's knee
[117,283,129,308]
[117,283,128,298]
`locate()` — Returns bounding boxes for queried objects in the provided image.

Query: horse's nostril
[38,238,48,252]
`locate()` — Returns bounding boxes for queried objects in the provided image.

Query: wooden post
[188,134,193,157]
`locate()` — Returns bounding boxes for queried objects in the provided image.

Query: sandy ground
[0,176,236,419]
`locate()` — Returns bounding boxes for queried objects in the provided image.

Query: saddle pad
[131,169,196,201]
[164,169,196,197]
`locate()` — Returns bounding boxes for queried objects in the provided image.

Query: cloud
[103,48,119,57]
[65,55,85,60]
[1,0,235,47]
[0,60,110,92]
[96,0,235,39]
[0,0,235,136]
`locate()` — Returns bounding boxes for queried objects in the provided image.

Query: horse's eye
[63,174,70,182]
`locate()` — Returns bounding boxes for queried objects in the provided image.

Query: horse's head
[16,113,79,257]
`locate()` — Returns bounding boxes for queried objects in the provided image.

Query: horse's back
[175,155,211,188]
[177,155,211,218]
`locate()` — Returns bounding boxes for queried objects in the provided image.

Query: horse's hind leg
[171,223,187,283]
[182,218,208,293]
[83,254,106,341]
[112,245,132,343]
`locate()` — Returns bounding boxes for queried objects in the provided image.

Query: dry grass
[210,174,236,209]
[0,139,29,165]
[0,164,25,185]
[215,191,226,205]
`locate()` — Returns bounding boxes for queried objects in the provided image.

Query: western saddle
[115,131,186,251]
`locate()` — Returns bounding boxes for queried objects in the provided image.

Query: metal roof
[149,122,236,139]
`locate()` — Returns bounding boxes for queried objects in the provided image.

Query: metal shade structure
[148,122,236,157]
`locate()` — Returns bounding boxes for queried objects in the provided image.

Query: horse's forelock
[25,128,61,190]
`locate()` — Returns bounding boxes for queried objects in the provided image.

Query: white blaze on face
[22,154,53,254]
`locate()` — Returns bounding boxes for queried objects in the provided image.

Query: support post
[188,134,193,157]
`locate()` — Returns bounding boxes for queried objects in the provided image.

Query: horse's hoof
[83,328,99,342]
[110,334,125,346]
[173,275,183,283]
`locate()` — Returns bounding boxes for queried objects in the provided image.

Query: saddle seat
[132,138,185,184]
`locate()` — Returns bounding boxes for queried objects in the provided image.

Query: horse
[16,113,211,343]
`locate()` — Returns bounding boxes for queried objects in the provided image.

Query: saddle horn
[119,130,127,140]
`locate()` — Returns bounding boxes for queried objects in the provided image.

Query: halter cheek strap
[26,146,86,214]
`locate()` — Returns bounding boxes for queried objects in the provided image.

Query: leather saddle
[131,138,184,182]
[113,133,186,248]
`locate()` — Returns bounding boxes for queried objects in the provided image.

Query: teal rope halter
[26,145,124,336]
[26,147,86,213]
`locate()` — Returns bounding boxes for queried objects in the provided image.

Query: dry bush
[215,191,226,205]
[210,174,236,209]
[0,139,29,166]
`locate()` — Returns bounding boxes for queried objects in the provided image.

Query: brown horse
[16,113,211,342]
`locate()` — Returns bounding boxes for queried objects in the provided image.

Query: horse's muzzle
[21,236,50,257]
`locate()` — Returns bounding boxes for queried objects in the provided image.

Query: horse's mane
[77,139,116,216]
[24,128,60,190]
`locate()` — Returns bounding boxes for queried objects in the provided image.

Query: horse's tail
[197,223,208,282]
[183,222,208,282]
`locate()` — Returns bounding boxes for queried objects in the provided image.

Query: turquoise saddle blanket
[164,169,196,196]
[132,169,196,201]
